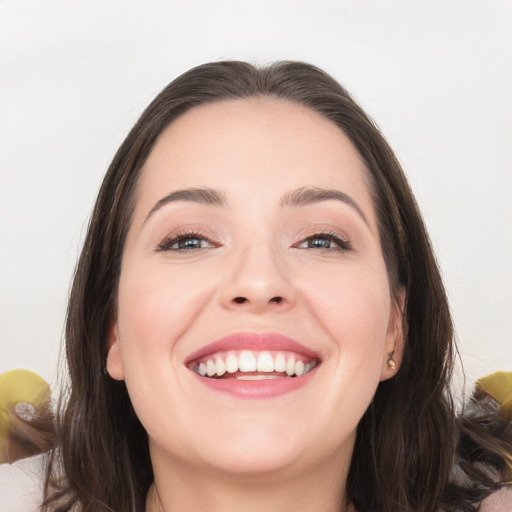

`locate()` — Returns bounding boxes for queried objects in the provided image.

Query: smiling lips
[186,333,320,398]
[190,350,318,379]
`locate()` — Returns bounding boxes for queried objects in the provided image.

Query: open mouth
[188,350,319,380]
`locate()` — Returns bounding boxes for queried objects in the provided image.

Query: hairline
[114,93,398,305]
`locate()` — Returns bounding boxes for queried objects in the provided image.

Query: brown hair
[43,61,511,512]
[1,405,55,464]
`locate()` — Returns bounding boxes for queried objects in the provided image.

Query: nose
[219,244,297,314]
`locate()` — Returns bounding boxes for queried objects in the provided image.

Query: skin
[107,98,405,512]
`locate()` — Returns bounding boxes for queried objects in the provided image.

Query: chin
[161,418,308,478]
[199,441,303,478]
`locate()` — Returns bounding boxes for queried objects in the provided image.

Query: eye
[156,231,218,252]
[296,231,351,251]
[170,237,211,250]
[299,237,333,249]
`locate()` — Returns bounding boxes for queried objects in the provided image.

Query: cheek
[298,263,392,400]
[114,264,216,433]
[303,269,391,425]
[300,263,392,348]
[115,262,216,370]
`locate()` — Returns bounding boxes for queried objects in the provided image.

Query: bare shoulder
[480,486,512,512]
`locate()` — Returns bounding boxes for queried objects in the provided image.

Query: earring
[387,351,396,370]
[103,366,109,377]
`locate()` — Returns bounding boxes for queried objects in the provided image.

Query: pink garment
[480,486,512,512]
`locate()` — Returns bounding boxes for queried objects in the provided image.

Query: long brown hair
[43,61,511,512]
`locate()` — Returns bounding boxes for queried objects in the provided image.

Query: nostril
[231,296,284,305]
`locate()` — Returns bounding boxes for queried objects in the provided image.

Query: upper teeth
[193,350,317,378]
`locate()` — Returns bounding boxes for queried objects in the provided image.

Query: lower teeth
[235,374,283,380]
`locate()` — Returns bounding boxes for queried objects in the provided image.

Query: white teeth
[215,357,226,376]
[274,353,286,372]
[239,350,257,372]
[193,351,317,378]
[286,355,296,376]
[236,374,281,380]
[257,351,274,372]
[206,360,216,377]
[226,353,238,373]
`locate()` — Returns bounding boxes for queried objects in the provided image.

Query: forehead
[136,97,375,223]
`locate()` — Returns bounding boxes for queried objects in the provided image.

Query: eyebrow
[281,187,369,225]
[144,188,226,224]
[144,186,368,226]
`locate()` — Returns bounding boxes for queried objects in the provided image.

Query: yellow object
[0,369,51,463]
[475,371,512,423]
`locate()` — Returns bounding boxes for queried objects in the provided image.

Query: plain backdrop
[0,0,511,396]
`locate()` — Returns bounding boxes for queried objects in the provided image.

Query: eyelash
[295,230,352,252]
[155,229,351,253]
[155,229,219,252]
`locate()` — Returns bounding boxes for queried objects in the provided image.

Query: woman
[43,61,511,511]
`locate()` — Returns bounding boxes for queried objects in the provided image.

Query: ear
[380,287,406,382]
[106,322,125,381]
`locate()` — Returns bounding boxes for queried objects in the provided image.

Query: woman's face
[107,98,404,479]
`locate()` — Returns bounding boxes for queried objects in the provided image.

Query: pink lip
[185,332,319,364]
[190,369,317,399]
[185,332,320,400]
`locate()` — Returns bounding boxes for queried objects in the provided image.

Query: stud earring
[387,351,396,370]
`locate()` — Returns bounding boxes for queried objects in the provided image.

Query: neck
[145,450,353,512]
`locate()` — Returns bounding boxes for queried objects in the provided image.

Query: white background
[0,0,511,394]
